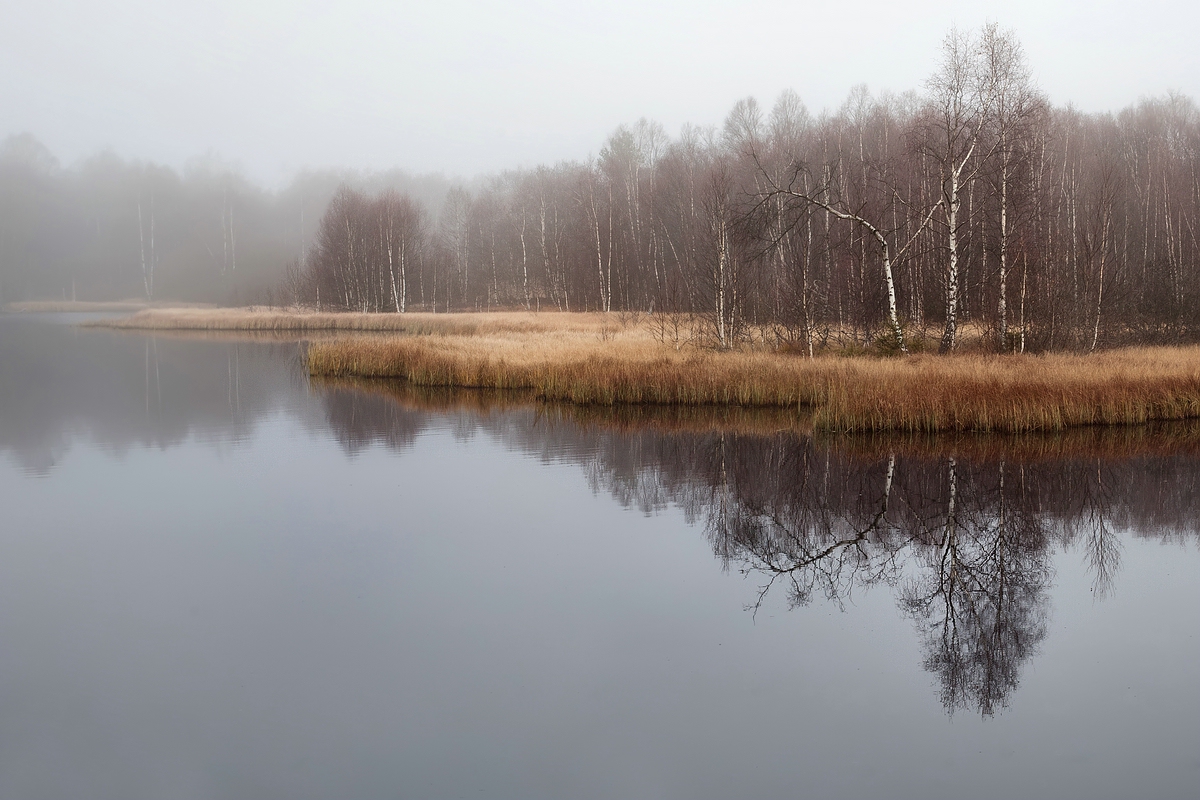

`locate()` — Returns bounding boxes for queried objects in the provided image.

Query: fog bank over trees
[6,25,1199,351]
[0,136,453,305]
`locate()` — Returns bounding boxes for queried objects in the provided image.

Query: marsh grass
[812,347,1200,432]
[84,307,1200,433]
[84,307,614,336]
[308,328,1200,433]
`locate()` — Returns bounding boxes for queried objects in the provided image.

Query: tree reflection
[4,325,1191,718]
[898,460,1051,715]
[704,449,1050,715]
[311,382,1200,716]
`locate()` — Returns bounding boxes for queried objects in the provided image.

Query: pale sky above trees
[1,0,1196,186]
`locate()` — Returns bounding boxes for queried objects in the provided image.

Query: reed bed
[307,329,1200,433]
[814,347,1200,432]
[308,333,825,406]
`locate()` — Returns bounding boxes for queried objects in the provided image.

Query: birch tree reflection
[897,460,1051,716]
[312,381,1200,716]
[701,447,1054,715]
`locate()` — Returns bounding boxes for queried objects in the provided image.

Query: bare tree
[979,23,1043,350]
[920,27,996,352]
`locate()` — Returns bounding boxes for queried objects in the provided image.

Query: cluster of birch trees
[301,24,1199,352]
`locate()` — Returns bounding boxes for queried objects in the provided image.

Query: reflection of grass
[308,327,1200,433]
[314,375,1200,459]
[312,376,817,435]
[824,420,1200,463]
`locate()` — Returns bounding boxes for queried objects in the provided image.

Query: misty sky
[2,0,1197,186]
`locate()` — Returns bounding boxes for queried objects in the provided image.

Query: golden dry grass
[84,306,618,335]
[306,321,1200,433]
[80,307,1200,433]
[812,348,1200,432]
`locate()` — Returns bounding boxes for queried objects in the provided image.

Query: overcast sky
[2,0,1196,186]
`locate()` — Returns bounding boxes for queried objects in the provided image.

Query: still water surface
[0,313,1197,800]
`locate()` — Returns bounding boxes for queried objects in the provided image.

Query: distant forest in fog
[0,136,453,305]
[4,24,1199,351]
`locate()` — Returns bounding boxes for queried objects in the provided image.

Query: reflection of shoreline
[0,317,317,475]
[6,317,1197,719]
[314,374,1200,717]
[313,375,1200,462]
[311,375,818,436]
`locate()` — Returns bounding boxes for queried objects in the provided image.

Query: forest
[0,136,450,306]
[5,24,1198,353]
[298,25,1200,353]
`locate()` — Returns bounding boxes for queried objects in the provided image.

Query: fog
[3,1,1197,185]
[0,138,453,304]
[2,3,1198,311]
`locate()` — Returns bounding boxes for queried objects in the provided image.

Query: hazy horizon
[3,0,1197,188]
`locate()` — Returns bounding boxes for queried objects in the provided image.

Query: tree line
[0,135,451,306]
[300,24,1198,352]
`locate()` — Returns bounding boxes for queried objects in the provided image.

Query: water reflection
[317,379,1200,716]
[0,315,321,474]
[2,315,1197,722]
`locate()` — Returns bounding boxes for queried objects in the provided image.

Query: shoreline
[317,376,1200,462]
[79,307,1200,434]
[305,330,1200,434]
[82,306,597,334]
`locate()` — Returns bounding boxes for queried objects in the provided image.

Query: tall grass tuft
[811,348,1200,432]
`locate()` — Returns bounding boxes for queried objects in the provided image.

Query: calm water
[1,313,1197,800]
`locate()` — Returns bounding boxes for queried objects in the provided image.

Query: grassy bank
[306,324,1200,433]
[84,307,608,335]
[81,307,1200,433]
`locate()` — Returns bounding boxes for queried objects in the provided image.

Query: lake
[1,312,1197,800]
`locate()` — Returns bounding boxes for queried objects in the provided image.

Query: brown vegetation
[84,307,595,335]
[306,320,1200,433]
[316,374,1200,461]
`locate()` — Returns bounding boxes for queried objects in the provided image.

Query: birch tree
[922,27,996,352]
[979,23,1042,350]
